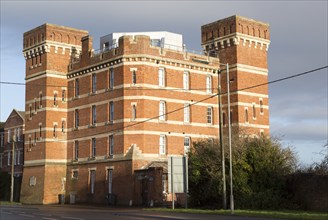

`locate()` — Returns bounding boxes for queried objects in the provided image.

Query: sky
[0,0,327,165]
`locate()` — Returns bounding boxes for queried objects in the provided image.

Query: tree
[188,135,297,209]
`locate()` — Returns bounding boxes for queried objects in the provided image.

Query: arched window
[252,104,256,119]
[222,112,226,126]
[132,105,136,121]
[260,99,264,114]
[245,108,249,123]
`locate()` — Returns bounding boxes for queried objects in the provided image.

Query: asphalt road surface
[0,205,284,220]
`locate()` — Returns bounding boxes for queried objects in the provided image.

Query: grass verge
[0,201,21,205]
[144,208,328,220]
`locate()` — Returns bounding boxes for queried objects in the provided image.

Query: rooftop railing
[92,41,205,57]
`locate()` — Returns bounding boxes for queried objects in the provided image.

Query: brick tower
[201,15,270,135]
[21,24,88,204]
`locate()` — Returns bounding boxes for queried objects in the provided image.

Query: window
[132,105,136,121]
[62,90,66,102]
[252,104,256,119]
[132,70,136,84]
[260,99,264,114]
[230,111,233,124]
[53,124,57,138]
[162,174,167,193]
[8,129,11,143]
[245,108,249,123]
[34,132,37,145]
[0,134,3,147]
[183,71,189,90]
[91,138,96,158]
[92,105,97,125]
[91,73,97,93]
[74,141,79,160]
[39,124,42,139]
[75,78,79,97]
[39,92,42,108]
[223,112,226,126]
[159,101,166,121]
[7,151,11,166]
[29,105,32,119]
[89,170,96,194]
[0,154,3,168]
[28,137,32,151]
[34,99,37,112]
[158,68,165,87]
[159,135,166,155]
[54,93,58,106]
[109,102,114,123]
[107,169,113,194]
[109,68,114,90]
[75,109,79,128]
[184,103,190,123]
[16,150,20,165]
[17,128,20,141]
[184,136,191,155]
[207,106,213,124]
[61,120,65,133]
[72,170,78,179]
[109,135,114,156]
[206,75,212,94]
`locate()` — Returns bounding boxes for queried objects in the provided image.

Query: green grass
[0,201,21,205]
[144,208,328,220]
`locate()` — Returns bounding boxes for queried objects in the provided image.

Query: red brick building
[20,15,270,205]
[0,109,25,201]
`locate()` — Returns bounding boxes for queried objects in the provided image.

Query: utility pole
[10,135,15,202]
[226,63,234,214]
[217,69,226,209]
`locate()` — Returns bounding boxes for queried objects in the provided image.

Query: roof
[16,110,25,121]
[142,161,168,173]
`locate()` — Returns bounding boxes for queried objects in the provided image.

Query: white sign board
[168,156,188,193]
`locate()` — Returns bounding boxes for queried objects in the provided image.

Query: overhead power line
[2,65,325,142]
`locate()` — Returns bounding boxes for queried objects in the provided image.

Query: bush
[188,136,298,210]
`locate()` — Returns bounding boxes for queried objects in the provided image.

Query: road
[0,205,284,220]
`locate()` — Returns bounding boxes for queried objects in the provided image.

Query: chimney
[81,35,93,65]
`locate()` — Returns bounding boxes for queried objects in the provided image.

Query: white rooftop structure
[100,31,184,51]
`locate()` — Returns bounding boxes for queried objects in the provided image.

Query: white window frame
[183,71,189,90]
[75,109,79,128]
[184,103,190,123]
[158,68,165,87]
[7,151,11,166]
[92,105,97,125]
[184,136,191,155]
[206,75,212,94]
[159,135,166,155]
[109,102,114,122]
[74,140,79,160]
[109,68,114,90]
[89,170,96,194]
[8,129,11,143]
[107,169,113,194]
[109,135,114,156]
[92,73,97,93]
[159,101,166,121]
[91,138,96,158]
[207,106,213,124]
[75,78,79,97]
